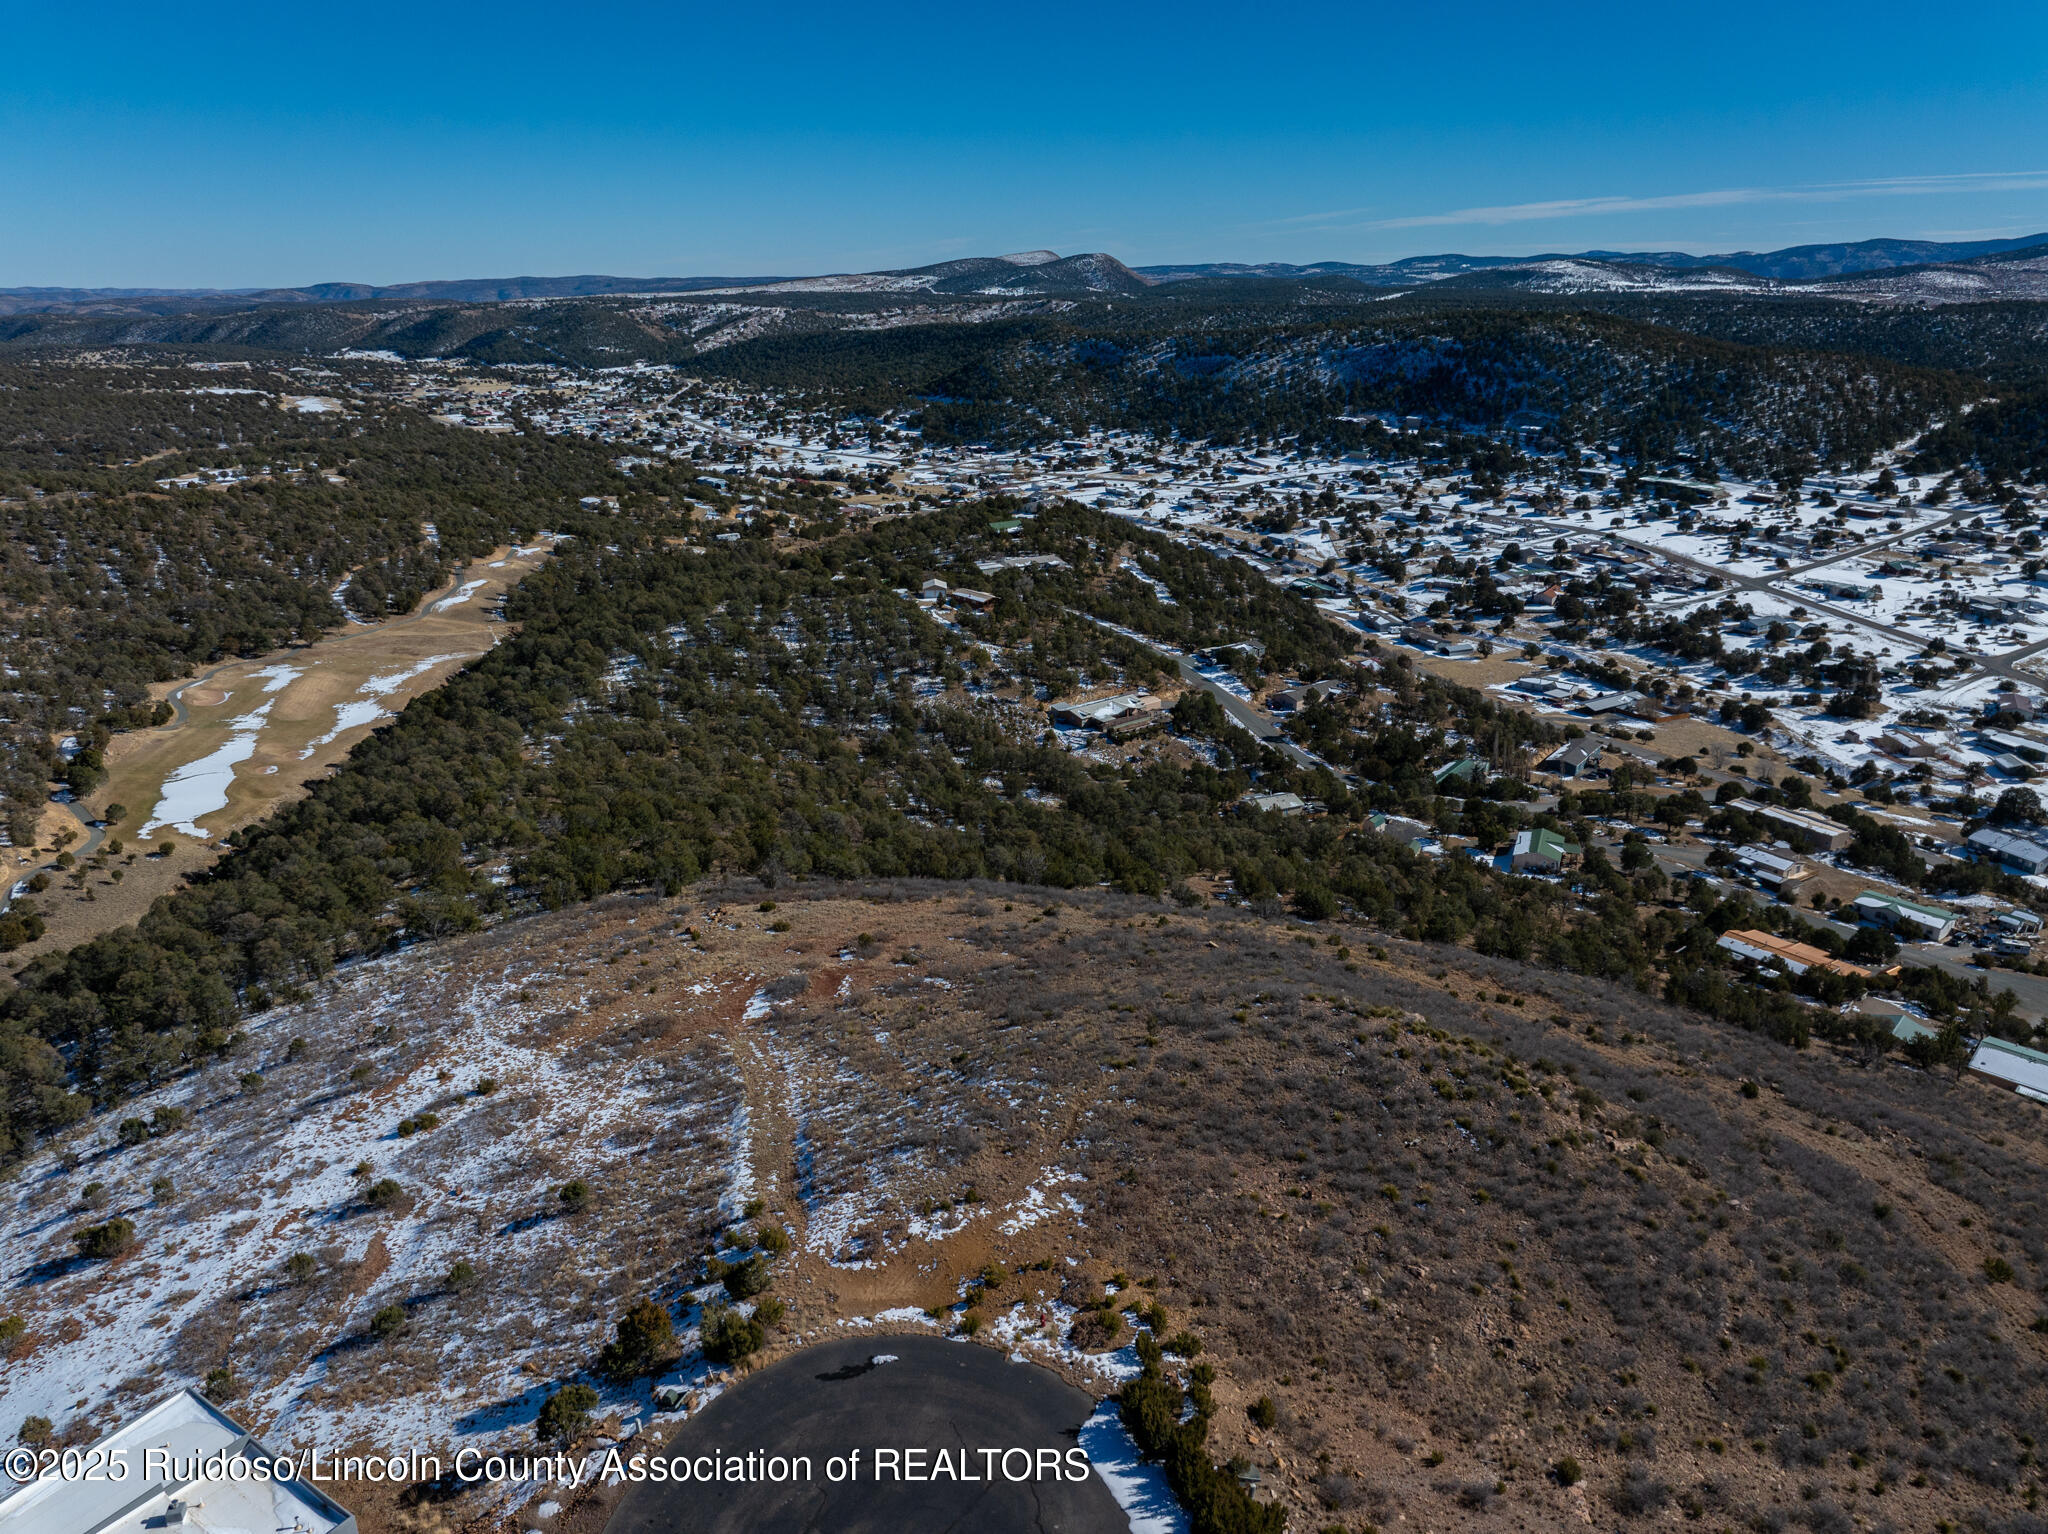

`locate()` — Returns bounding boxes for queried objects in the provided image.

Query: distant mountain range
[1135,233,2048,286]
[4,233,2046,318]
[1396,241,2048,303]
[0,273,782,317]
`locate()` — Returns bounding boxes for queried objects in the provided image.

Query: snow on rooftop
[0,1389,353,1534]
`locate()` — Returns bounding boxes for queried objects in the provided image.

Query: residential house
[1104,709,1168,741]
[1967,1036,2048,1103]
[1248,791,1308,816]
[1732,800,1854,853]
[1578,691,1644,718]
[1399,622,1442,651]
[1995,908,2045,938]
[1966,827,2048,877]
[1509,828,1580,873]
[1875,731,1942,759]
[1732,845,1811,892]
[1887,1015,1944,1047]
[1983,694,2043,722]
[1268,679,1346,715]
[1050,693,1153,730]
[1966,596,2024,622]
[1197,640,1266,667]
[974,553,1069,575]
[1367,811,1432,847]
[1979,729,2047,764]
[1851,889,1959,943]
[1543,739,1604,778]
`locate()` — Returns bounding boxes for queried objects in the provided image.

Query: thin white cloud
[1279,170,2048,234]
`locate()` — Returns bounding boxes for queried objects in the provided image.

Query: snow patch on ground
[984,1301,1144,1384]
[0,944,749,1466]
[300,698,387,756]
[431,578,489,612]
[360,654,466,698]
[138,703,273,838]
[999,1168,1085,1234]
[1081,1400,1189,1534]
[836,1307,941,1329]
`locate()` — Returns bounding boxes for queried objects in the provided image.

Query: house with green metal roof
[1851,890,1959,943]
[1509,827,1580,873]
[1885,1015,1943,1046]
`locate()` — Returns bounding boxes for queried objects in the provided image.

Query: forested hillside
[0,497,2004,1163]
[1913,386,2048,480]
[689,303,1973,472]
[1557,295,2048,389]
[2,290,1996,475]
[0,360,715,843]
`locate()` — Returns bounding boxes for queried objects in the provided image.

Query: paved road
[605,1335,1133,1534]
[1067,609,1321,769]
[1167,655,1321,769]
[1898,942,2048,1016]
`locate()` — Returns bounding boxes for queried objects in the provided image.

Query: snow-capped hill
[1412,243,2048,303]
[1811,244,2048,304]
[998,250,1062,266]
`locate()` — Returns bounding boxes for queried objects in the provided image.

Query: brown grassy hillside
[3,880,2043,1534]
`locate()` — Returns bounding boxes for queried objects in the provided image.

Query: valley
[3,242,2048,1534]
[7,543,556,966]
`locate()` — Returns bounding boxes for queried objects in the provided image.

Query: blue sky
[5,0,2046,287]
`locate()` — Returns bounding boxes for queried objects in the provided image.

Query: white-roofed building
[1247,791,1308,816]
[1968,1037,2048,1104]
[1731,799,1855,853]
[1732,845,1810,891]
[1049,693,1154,730]
[0,1389,355,1534]
[1966,827,2048,877]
